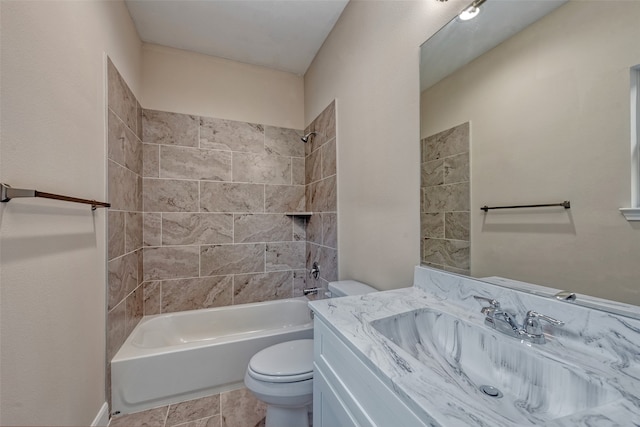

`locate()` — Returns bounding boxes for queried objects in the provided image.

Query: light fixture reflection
[459,0,486,21]
[459,5,480,20]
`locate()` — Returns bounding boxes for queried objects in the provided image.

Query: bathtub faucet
[303,287,319,296]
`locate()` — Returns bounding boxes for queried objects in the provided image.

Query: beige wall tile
[319,246,338,282]
[442,239,470,270]
[107,301,126,362]
[305,148,321,185]
[143,109,199,147]
[233,214,292,243]
[444,152,469,184]
[305,181,317,212]
[423,238,445,265]
[421,137,429,164]
[233,271,293,304]
[445,211,470,241]
[316,100,336,143]
[161,276,232,313]
[108,109,125,165]
[108,251,138,310]
[163,213,233,245]
[143,143,160,178]
[292,157,305,185]
[446,182,470,211]
[108,160,139,211]
[305,213,322,244]
[232,152,291,185]
[265,242,306,271]
[200,244,265,276]
[423,238,470,270]
[421,159,445,187]
[143,213,162,246]
[423,183,469,213]
[424,122,469,161]
[125,287,143,336]
[317,175,337,212]
[293,216,306,241]
[136,101,143,140]
[124,131,143,176]
[108,211,125,260]
[321,138,336,179]
[160,145,232,181]
[200,117,264,153]
[143,246,200,281]
[322,213,337,249]
[421,212,445,239]
[292,269,307,297]
[143,178,199,212]
[265,126,304,157]
[137,248,144,285]
[200,182,264,213]
[143,281,161,316]
[107,58,137,132]
[306,242,320,275]
[264,185,305,213]
[125,212,143,253]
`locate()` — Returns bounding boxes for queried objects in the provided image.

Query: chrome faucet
[522,310,564,344]
[473,296,563,344]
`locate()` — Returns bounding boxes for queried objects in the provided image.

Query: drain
[479,385,503,398]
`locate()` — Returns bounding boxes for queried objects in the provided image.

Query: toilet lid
[248,339,313,382]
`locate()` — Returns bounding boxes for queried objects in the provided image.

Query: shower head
[300,131,316,143]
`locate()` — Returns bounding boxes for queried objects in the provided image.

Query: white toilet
[244,280,377,427]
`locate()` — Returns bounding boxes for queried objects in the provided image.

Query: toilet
[244,280,377,427]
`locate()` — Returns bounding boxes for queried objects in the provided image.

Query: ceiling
[125,0,350,75]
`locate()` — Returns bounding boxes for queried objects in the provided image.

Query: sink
[371,308,621,423]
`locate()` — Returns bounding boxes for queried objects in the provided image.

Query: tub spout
[303,287,319,296]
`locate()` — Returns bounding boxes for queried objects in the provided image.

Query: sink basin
[371,308,620,423]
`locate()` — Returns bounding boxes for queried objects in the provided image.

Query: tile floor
[109,387,266,427]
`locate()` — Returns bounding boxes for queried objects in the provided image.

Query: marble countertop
[309,272,640,426]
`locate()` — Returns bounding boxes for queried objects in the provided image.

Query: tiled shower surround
[420,122,470,275]
[106,59,336,425]
[140,108,308,311]
[304,101,338,296]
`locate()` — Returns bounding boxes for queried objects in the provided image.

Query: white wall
[421,1,640,304]
[304,0,465,290]
[141,43,305,129]
[0,1,141,425]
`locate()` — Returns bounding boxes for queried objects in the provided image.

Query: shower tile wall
[420,122,470,275]
[304,101,338,297]
[106,57,338,424]
[106,59,144,406]
[141,109,307,314]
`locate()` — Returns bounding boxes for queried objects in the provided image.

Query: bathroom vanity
[309,266,640,426]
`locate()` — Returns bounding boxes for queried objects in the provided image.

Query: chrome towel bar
[481,201,570,212]
[1,183,110,210]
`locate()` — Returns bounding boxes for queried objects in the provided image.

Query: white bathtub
[111,297,313,414]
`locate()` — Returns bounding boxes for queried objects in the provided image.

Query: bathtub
[111,297,313,414]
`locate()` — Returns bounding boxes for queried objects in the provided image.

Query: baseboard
[91,402,110,426]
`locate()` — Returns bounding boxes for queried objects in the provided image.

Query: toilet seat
[247,339,313,383]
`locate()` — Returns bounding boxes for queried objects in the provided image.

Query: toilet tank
[328,280,377,297]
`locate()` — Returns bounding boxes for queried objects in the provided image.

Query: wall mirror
[420,0,640,308]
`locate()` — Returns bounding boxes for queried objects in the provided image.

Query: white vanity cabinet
[313,316,430,427]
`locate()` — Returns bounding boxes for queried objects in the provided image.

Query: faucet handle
[473,295,500,309]
[524,310,564,337]
[525,311,564,326]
